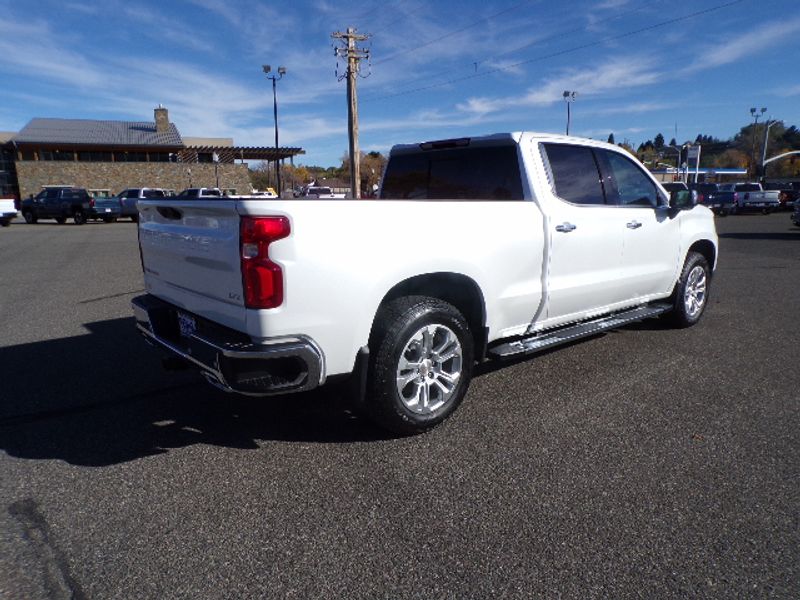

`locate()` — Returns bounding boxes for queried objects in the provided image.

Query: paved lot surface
[1,212,798,599]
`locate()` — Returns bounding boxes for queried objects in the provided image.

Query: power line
[369,0,661,100]
[374,0,537,66]
[362,0,745,103]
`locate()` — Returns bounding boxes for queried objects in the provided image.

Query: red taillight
[89,198,95,208]
[698,193,705,203]
[240,216,290,309]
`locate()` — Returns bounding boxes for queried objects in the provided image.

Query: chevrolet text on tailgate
[132,132,718,434]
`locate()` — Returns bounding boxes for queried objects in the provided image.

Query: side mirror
[669,189,697,210]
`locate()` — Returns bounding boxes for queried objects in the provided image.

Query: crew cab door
[43,189,61,217]
[595,149,680,298]
[537,143,629,325]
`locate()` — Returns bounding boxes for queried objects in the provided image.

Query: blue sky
[0,0,798,166]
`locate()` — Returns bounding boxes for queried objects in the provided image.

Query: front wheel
[23,211,36,224]
[366,296,474,434]
[664,251,710,328]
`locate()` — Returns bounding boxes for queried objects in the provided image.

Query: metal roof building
[3,107,304,200]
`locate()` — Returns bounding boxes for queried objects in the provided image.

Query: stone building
[3,107,302,199]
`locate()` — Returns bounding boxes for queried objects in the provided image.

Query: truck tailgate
[138,199,246,331]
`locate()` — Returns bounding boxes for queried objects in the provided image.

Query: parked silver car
[115,188,166,222]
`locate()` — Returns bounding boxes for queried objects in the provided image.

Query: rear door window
[542,143,605,205]
[380,144,523,200]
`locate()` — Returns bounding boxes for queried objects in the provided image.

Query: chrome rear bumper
[132,294,325,396]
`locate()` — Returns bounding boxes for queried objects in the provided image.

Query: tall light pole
[563,91,577,135]
[761,118,778,180]
[263,65,286,196]
[749,107,766,179]
[667,144,686,181]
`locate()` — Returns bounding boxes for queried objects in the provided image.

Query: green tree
[654,133,664,149]
[607,133,615,144]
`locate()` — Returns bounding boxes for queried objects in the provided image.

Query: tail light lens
[89,198,95,208]
[697,193,705,203]
[240,216,290,309]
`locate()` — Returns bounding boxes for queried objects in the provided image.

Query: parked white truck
[0,198,16,226]
[132,132,718,433]
[718,182,781,213]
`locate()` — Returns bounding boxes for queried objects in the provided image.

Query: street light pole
[667,144,685,181]
[563,91,577,135]
[749,107,766,179]
[761,119,778,180]
[263,65,286,196]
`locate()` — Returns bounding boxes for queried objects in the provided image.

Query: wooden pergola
[179,146,305,164]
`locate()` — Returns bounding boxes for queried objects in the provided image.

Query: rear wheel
[367,296,474,434]
[131,214,138,223]
[23,211,36,224]
[102,216,116,223]
[55,217,66,224]
[73,210,86,225]
[663,251,710,328]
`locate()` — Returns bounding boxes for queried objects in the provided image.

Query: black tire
[23,211,36,224]
[366,296,474,434]
[73,210,86,225]
[55,217,66,224]
[717,208,728,217]
[131,214,138,223]
[663,251,710,329]
[102,216,117,223]
[0,219,9,227]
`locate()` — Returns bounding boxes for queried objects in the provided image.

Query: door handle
[555,222,576,233]
[626,220,642,229]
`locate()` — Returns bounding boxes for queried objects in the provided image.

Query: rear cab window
[380,142,524,200]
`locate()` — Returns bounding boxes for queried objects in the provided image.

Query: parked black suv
[22,187,95,224]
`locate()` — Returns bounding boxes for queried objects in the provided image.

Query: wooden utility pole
[332,27,370,199]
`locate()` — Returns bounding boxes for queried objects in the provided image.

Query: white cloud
[456,56,661,116]
[0,18,107,88]
[688,17,800,71]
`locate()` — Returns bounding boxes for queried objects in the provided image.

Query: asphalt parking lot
[1,212,798,599]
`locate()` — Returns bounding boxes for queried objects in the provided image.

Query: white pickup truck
[0,198,17,226]
[718,182,780,213]
[301,186,346,199]
[132,132,718,433]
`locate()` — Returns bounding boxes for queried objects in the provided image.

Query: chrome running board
[489,303,671,359]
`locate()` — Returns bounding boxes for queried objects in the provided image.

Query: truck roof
[388,132,624,155]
